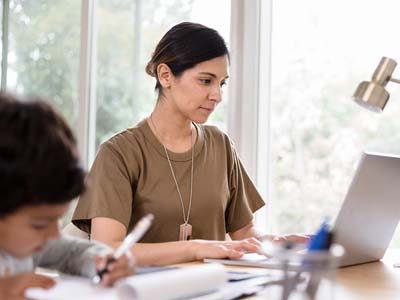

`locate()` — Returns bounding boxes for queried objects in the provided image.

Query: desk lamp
[353,56,400,268]
[353,57,400,112]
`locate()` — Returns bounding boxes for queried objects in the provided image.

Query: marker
[92,213,154,284]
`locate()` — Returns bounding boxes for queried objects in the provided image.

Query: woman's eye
[200,79,212,85]
[220,81,227,87]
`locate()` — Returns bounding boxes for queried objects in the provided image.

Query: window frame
[228,0,271,229]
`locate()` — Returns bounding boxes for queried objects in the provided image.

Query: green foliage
[8,0,81,129]
[94,0,194,148]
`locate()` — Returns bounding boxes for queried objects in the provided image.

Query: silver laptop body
[333,152,400,267]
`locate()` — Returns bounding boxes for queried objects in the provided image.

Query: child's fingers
[95,254,119,273]
[95,256,106,270]
[14,274,55,296]
[21,274,55,289]
[108,253,135,273]
[100,253,135,286]
[101,268,130,286]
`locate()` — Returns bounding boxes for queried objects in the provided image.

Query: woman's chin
[192,115,210,124]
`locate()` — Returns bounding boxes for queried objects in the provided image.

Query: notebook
[25,264,227,300]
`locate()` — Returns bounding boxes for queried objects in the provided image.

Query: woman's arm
[229,221,265,240]
[91,217,262,266]
[229,221,311,244]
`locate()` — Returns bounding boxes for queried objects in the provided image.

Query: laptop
[205,152,400,269]
[333,152,400,267]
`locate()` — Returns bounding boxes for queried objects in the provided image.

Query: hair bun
[145,61,155,77]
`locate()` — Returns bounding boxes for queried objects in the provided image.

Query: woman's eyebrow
[198,72,229,79]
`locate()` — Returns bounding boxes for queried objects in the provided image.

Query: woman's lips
[200,107,213,112]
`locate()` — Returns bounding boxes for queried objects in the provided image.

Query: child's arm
[0,273,54,300]
[33,235,111,277]
[33,235,134,285]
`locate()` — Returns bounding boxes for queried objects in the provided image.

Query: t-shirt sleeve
[72,142,134,233]
[225,145,265,233]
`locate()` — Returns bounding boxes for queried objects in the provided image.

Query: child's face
[0,203,70,258]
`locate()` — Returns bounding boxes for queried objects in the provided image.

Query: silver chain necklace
[150,114,194,241]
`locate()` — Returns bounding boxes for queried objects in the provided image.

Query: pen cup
[262,244,345,300]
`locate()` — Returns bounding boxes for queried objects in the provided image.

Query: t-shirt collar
[138,119,204,162]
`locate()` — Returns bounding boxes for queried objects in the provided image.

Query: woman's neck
[148,102,196,153]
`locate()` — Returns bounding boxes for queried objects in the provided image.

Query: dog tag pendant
[179,223,192,241]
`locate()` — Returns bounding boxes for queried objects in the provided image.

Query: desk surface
[198,249,400,300]
[37,249,400,300]
[333,249,400,300]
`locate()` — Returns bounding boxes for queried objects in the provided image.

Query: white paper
[25,276,117,300]
[117,264,227,300]
[25,264,227,300]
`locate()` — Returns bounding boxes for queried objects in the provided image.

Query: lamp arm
[389,77,400,84]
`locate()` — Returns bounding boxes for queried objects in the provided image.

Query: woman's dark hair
[146,22,229,91]
[0,92,86,217]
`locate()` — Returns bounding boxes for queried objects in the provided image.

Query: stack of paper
[26,264,227,300]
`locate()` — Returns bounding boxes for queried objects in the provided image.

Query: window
[5,0,81,130]
[1,0,230,164]
[268,0,400,246]
[1,0,231,225]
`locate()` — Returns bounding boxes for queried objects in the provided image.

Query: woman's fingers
[225,238,262,253]
[226,249,245,259]
[284,234,311,244]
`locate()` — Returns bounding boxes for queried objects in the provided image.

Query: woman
[72,22,308,266]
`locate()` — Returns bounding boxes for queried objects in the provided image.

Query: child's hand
[0,273,55,300]
[95,253,135,286]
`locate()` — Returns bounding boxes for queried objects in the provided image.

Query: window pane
[7,0,81,129]
[270,0,400,247]
[94,0,230,152]
[0,0,3,86]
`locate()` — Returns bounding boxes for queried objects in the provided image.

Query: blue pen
[303,220,334,299]
[307,220,332,251]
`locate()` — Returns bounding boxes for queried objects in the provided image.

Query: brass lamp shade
[352,57,398,113]
[353,81,389,113]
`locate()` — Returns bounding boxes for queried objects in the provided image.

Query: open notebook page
[25,264,227,300]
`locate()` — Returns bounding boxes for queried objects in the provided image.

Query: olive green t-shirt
[72,120,265,242]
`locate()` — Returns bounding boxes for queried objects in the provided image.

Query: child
[0,93,135,300]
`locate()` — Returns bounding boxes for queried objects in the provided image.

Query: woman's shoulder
[201,124,228,139]
[200,125,231,143]
[99,120,149,155]
[200,124,235,150]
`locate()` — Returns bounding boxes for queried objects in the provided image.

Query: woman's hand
[271,234,311,244]
[95,252,136,286]
[0,273,55,300]
[190,237,262,260]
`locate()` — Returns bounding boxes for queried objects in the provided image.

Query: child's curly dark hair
[0,92,86,217]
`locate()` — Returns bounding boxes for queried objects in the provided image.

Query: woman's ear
[157,63,173,89]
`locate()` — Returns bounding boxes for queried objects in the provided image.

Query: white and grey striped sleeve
[33,235,113,278]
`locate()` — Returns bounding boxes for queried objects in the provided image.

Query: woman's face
[168,55,229,124]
